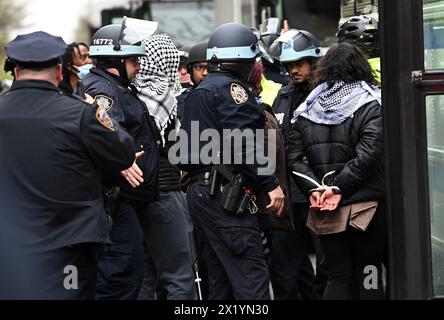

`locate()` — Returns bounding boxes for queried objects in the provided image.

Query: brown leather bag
[255,104,294,231]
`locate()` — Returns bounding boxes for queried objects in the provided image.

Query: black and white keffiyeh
[136,34,182,145]
[291,81,381,125]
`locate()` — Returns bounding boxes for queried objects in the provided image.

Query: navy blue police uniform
[0,31,136,299]
[176,86,192,120]
[180,71,278,299]
[82,67,160,299]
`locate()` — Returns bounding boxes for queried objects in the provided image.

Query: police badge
[230,83,249,105]
[94,95,114,112]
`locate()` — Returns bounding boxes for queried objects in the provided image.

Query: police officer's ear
[56,64,63,82]
[13,67,19,79]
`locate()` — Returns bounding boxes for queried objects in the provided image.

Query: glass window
[340,0,379,19]
[151,1,215,47]
[284,0,341,46]
[426,94,444,297]
[424,0,444,69]
[241,0,255,27]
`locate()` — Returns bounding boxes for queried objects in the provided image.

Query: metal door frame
[381,0,444,299]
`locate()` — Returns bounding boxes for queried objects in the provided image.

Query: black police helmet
[336,14,379,57]
[89,24,145,58]
[186,42,208,74]
[178,46,191,68]
[89,24,145,82]
[207,23,260,62]
[207,23,261,80]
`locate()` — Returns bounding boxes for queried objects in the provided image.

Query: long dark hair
[313,42,377,87]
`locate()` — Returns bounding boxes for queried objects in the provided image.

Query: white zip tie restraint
[292,170,341,194]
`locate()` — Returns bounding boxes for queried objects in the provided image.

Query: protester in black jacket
[288,42,386,300]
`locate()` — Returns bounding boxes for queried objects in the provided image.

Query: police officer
[0,31,136,299]
[177,41,208,118]
[269,29,328,299]
[82,24,160,299]
[179,23,285,300]
[336,14,381,86]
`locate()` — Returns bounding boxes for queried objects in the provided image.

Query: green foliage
[0,0,24,79]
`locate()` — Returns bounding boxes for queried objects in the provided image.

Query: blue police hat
[5,31,68,69]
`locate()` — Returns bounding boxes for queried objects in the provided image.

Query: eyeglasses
[193,63,208,71]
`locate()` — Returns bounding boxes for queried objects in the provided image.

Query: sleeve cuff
[259,176,279,193]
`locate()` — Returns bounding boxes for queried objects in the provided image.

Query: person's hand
[266,186,285,216]
[121,151,145,188]
[309,191,323,210]
[319,188,342,211]
[179,73,192,86]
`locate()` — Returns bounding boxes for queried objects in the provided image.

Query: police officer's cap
[5,31,68,69]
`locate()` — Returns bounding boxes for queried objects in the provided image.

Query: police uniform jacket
[0,80,136,251]
[287,101,385,206]
[83,68,160,203]
[179,72,279,192]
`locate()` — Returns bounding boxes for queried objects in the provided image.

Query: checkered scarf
[291,81,381,125]
[136,34,182,145]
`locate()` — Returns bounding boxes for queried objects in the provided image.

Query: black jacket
[272,82,311,203]
[287,100,385,205]
[83,68,160,203]
[158,119,181,192]
[272,82,311,146]
[0,80,136,251]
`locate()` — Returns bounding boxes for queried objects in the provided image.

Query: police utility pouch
[220,174,245,214]
[209,165,250,215]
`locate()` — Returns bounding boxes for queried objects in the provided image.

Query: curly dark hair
[313,42,377,87]
[61,42,89,80]
[60,42,89,94]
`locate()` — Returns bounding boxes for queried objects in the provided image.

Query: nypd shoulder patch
[230,83,249,105]
[94,95,114,112]
[96,105,116,132]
